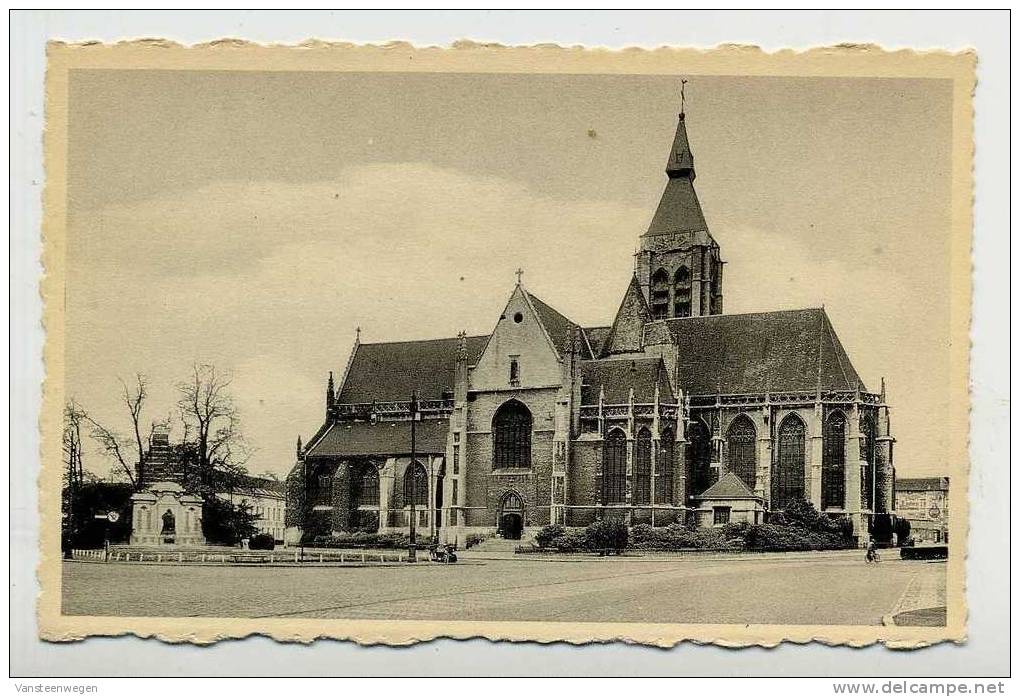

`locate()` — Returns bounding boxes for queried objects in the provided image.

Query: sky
[65,70,954,480]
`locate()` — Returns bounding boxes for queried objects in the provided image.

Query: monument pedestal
[130,481,206,546]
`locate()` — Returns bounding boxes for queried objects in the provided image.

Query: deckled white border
[9,9,1011,677]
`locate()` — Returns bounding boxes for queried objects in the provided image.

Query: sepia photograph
[33,36,978,653]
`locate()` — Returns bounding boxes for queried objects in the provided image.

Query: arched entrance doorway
[498,491,524,540]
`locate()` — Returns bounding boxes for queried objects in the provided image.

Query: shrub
[630,523,736,551]
[465,532,495,549]
[584,519,629,555]
[743,523,851,551]
[248,533,275,550]
[307,531,411,549]
[535,524,566,549]
[552,529,587,553]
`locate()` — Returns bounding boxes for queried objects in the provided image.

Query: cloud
[67,163,647,477]
[67,162,949,478]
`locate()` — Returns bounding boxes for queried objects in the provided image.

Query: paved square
[62,553,946,626]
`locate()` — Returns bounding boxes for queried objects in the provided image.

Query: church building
[285,99,896,547]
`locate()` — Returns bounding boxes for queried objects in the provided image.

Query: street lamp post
[300,457,306,563]
[407,391,419,563]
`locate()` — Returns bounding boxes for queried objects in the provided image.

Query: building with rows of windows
[284,101,896,547]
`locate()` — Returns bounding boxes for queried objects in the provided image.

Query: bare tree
[83,374,150,489]
[177,364,249,489]
[62,400,87,491]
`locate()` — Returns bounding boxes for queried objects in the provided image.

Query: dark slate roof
[665,113,696,178]
[603,275,652,355]
[337,335,488,404]
[644,176,709,237]
[895,477,950,492]
[645,114,707,238]
[209,471,286,498]
[580,356,675,405]
[305,419,450,458]
[583,326,611,357]
[664,308,865,395]
[698,472,758,500]
[526,291,592,359]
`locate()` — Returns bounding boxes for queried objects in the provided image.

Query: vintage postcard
[39,41,974,647]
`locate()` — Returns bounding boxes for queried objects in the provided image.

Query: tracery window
[822,412,847,509]
[673,266,692,318]
[656,428,675,504]
[727,415,757,491]
[860,412,877,511]
[353,463,379,507]
[602,428,627,504]
[402,461,428,508]
[492,400,532,469]
[650,268,670,320]
[772,415,806,510]
[633,428,652,505]
[686,419,713,497]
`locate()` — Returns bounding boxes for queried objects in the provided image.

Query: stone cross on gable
[515,267,524,284]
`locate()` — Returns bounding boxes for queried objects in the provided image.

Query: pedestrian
[865,541,880,564]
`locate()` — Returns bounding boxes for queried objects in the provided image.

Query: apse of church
[287,96,896,547]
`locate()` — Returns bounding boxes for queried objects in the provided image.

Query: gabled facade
[285,98,896,547]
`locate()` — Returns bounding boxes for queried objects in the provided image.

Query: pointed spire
[665,103,696,180]
[296,435,303,459]
[880,377,887,402]
[644,99,707,237]
[326,371,335,413]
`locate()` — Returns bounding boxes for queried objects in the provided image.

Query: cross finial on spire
[515,267,524,285]
[355,325,361,342]
[680,78,688,117]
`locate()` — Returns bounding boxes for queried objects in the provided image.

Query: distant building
[287,94,897,546]
[895,477,949,544]
[216,475,287,543]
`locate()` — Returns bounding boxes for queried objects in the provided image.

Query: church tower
[635,99,724,319]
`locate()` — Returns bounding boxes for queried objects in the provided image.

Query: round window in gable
[513,312,524,323]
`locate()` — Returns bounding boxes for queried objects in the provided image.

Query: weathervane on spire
[680,78,688,117]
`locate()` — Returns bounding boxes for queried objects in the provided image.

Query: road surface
[61,553,945,626]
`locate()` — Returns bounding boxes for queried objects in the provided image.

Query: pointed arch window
[673,266,692,318]
[687,419,713,497]
[402,461,428,508]
[633,428,652,505]
[492,400,532,469]
[823,412,846,509]
[727,415,757,491]
[353,463,379,507]
[772,415,806,510]
[650,268,670,320]
[602,429,627,504]
[656,427,675,504]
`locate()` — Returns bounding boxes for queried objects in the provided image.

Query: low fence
[69,547,411,565]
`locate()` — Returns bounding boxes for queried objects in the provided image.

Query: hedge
[308,531,411,549]
[533,501,855,554]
